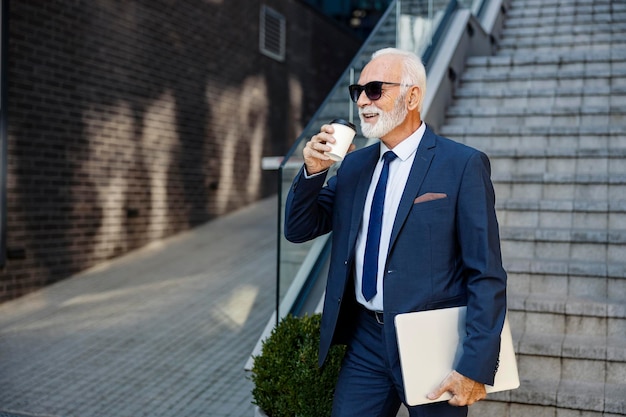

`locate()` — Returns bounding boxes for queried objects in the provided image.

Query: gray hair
[371,48,427,112]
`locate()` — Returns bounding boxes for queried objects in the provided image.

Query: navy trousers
[331,307,468,417]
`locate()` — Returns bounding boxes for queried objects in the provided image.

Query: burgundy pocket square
[414,192,447,204]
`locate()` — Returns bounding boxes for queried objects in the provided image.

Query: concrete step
[501,18,626,46]
[458,77,625,96]
[514,329,626,366]
[505,268,626,314]
[513,333,626,384]
[484,149,626,177]
[440,125,626,151]
[506,2,626,18]
[502,20,626,39]
[452,85,626,109]
[469,379,626,416]
[487,147,626,158]
[496,197,626,230]
[504,258,626,314]
[506,12,626,30]
[444,105,626,127]
[493,172,626,186]
[458,65,626,91]
[464,50,626,82]
[492,172,626,203]
[505,256,625,279]
[441,123,626,135]
[499,34,626,54]
[466,48,626,67]
[510,0,615,7]
[509,292,626,325]
[504,9,626,29]
[465,52,626,72]
[499,226,625,267]
[507,293,625,340]
[490,149,626,174]
[502,25,626,45]
[501,226,626,246]
[506,270,624,303]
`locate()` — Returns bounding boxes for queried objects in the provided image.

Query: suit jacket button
[337,297,342,304]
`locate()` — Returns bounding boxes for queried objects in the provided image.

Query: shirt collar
[379,122,426,162]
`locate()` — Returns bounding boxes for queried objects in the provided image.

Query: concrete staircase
[440,0,626,415]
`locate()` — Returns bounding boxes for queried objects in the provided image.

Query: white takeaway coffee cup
[325,119,357,162]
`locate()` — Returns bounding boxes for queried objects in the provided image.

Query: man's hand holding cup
[304,119,356,175]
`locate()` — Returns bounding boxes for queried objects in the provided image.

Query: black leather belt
[360,304,384,324]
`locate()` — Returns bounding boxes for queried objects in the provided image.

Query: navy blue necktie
[362,151,397,301]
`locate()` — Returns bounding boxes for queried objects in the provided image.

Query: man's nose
[356,90,371,107]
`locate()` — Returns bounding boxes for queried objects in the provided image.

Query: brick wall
[0,0,361,302]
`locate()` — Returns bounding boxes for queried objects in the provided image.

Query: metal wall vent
[259,5,285,62]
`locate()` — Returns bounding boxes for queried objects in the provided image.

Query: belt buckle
[374,311,384,324]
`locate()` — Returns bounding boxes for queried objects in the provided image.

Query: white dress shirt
[355,122,425,311]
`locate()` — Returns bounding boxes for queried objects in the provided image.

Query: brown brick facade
[0,0,360,302]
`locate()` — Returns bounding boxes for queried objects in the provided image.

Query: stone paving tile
[0,197,277,417]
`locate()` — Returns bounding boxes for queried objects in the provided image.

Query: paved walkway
[0,196,277,417]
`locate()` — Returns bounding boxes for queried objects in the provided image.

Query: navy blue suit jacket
[284,126,507,386]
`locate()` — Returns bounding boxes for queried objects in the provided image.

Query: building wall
[0,0,361,302]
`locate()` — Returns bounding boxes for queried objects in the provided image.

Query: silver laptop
[394,306,520,406]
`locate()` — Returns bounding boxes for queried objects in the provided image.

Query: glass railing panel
[397,0,443,56]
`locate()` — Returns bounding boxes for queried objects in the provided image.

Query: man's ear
[406,86,421,111]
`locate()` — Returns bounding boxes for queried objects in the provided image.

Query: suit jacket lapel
[388,127,437,253]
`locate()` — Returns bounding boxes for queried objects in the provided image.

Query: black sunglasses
[348,81,403,103]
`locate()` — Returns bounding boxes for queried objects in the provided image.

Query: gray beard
[359,97,408,139]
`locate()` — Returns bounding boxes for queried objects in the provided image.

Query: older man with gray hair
[284,47,507,417]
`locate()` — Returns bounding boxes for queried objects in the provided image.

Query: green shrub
[251,313,346,417]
